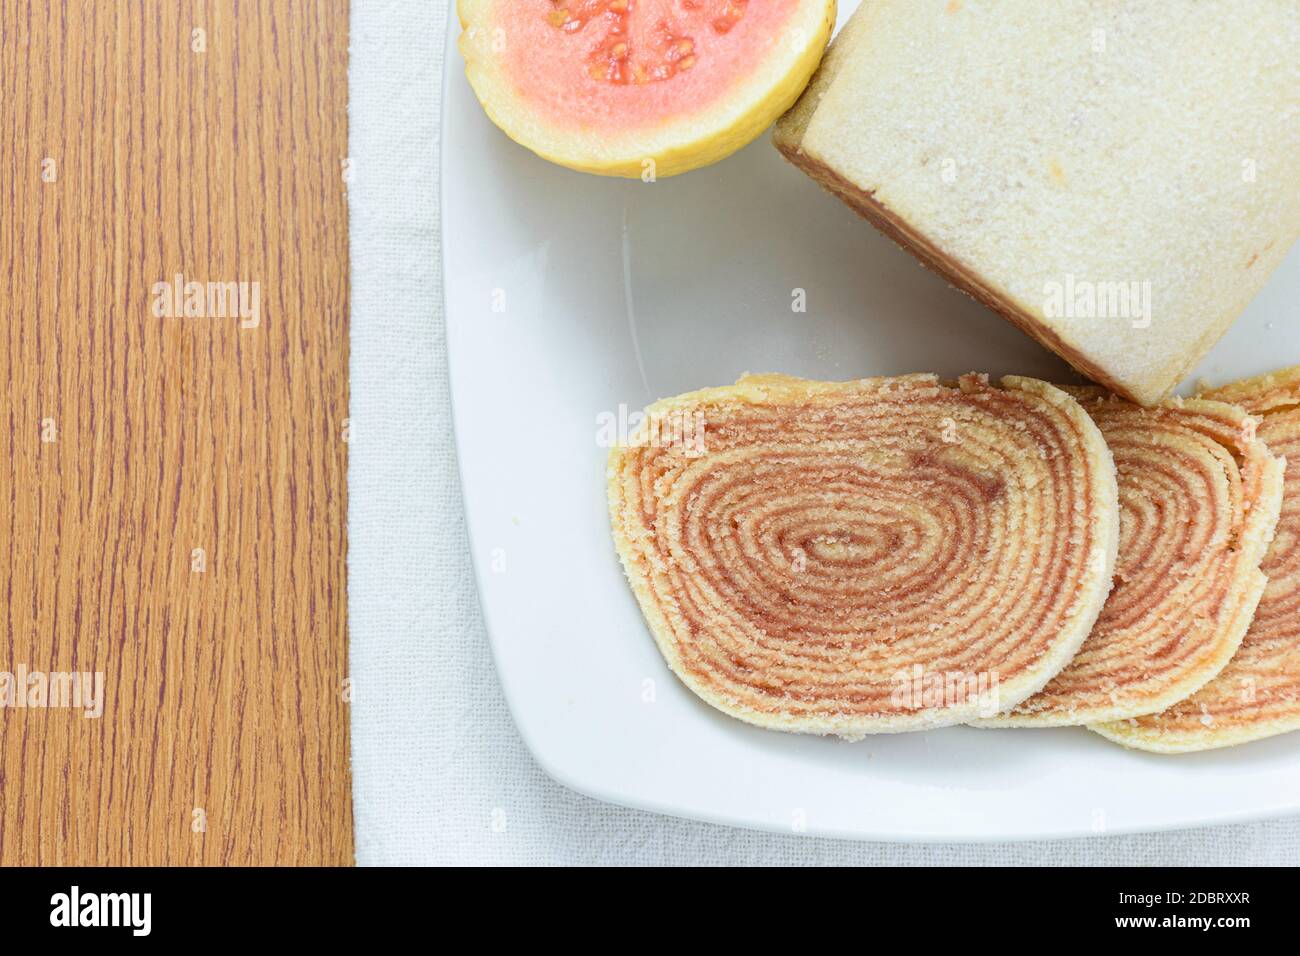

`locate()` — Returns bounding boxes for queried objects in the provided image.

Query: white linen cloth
[346,0,1300,865]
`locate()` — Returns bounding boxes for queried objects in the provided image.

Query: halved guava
[458,0,836,177]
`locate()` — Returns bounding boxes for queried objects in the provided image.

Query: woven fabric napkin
[346,0,1300,865]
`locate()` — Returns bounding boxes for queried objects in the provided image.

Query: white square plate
[440,2,1300,840]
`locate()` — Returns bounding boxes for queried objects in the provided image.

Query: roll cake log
[1095,368,1300,752]
[978,391,1284,728]
[607,373,1119,736]
[774,1,1300,406]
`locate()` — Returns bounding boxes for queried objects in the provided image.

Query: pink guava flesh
[498,0,803,133]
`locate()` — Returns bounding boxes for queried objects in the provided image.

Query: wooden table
[0,1,352,865]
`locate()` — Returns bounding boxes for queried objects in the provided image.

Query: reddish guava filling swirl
[609,376,1110,725]
[1111,405,1300,738]
[1008,393,1275,722]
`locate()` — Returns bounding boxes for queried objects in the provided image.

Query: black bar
[0,866,1282,941]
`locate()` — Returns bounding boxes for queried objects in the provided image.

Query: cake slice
[1095,367,1300,752]
[976,389,1283,727]
[775,1,1300,405]
[607,372,1118,736]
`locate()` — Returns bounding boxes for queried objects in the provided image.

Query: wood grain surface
[0,0,352,865]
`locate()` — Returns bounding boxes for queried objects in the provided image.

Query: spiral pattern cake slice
[608,373,1119,736]
[1095,368,1300,752]
[978,390,1283,727]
